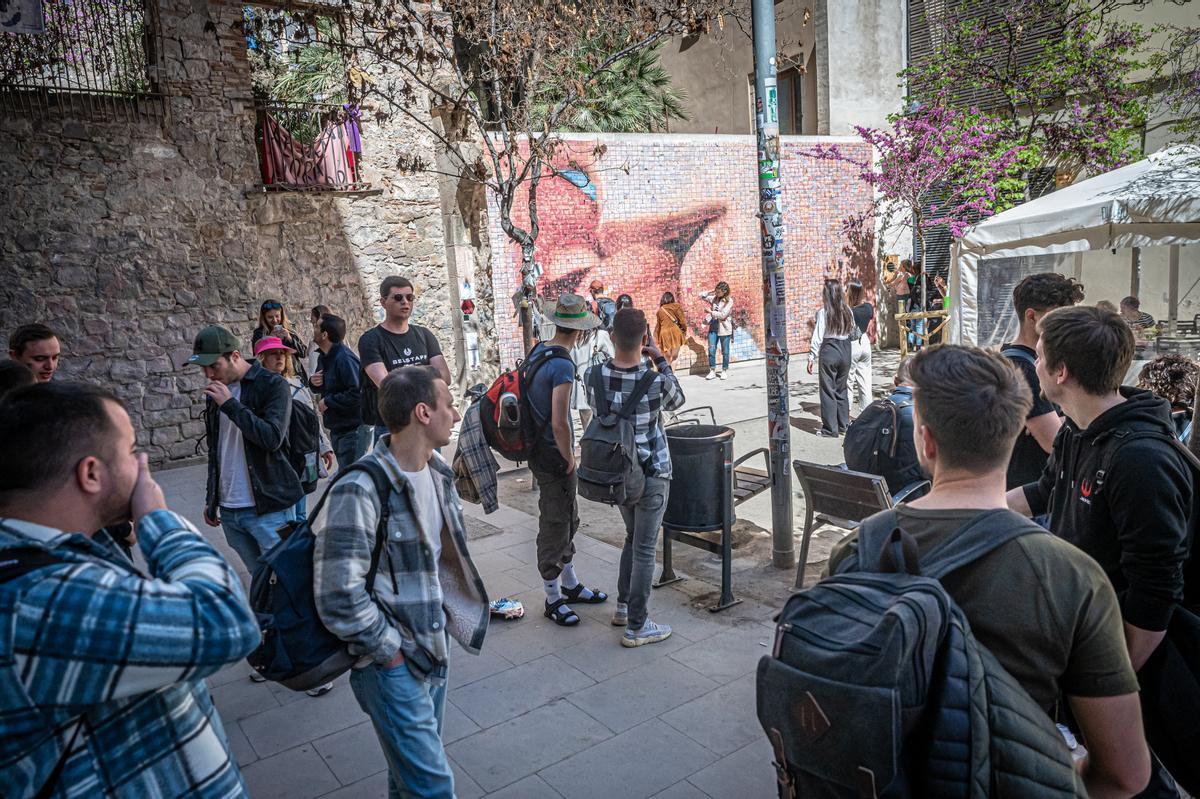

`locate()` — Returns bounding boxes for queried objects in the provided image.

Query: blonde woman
[700,281,733,379]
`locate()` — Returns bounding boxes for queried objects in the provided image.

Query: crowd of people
[2,265,1196,798]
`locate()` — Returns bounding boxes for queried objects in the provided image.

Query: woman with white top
[700,281,733,380]
[571,325,614,430]
[807,279,855,437]
[846,280,874,411]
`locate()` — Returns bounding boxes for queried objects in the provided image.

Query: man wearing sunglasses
[360,277,451,441]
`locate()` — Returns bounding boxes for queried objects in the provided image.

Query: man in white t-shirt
[190,325,302,573]
[314,366,489,798]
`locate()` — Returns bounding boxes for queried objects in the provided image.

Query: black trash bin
[655,423,741,611]
[663,425,735,532]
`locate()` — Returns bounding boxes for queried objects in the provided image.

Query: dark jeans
[617,475,670,630]
[818,338,851,435]
[529,444,579,581]
[707,332,731,370]
[332,425,370,470]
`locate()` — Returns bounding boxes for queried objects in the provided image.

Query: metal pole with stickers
[751,0,795,570]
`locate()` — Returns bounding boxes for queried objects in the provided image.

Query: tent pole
[1169,245,1180,336]
[1130,247,1142,298]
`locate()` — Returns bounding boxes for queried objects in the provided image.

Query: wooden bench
[791,460,929,589]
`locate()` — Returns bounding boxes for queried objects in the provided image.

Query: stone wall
[0,0,464,464]
[486,133,876,370]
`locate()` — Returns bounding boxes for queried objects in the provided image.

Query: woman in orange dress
[655,291,688,367]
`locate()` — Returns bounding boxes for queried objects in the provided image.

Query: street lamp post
[751,0,795,570]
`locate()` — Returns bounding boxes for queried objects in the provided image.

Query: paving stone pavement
[156,462,783,799]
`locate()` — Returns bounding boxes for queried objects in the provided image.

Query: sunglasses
[390,293,415,303]
[262,302,282,310]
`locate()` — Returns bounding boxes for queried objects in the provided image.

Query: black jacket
[204,361,304,518]
[316,343,363,433]
[1023,388,1192,631]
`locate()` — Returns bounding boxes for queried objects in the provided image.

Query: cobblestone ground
[155,348,904,798]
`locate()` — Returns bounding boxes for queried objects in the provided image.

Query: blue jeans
[707,332,731,370]
[617,476,670,630]
[349,662,453,799]
[219,506,292,572]
[289,495,308,524]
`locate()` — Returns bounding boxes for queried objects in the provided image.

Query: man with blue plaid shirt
[586,308,686,647]
[314,366,489,799]
[0,382,260,798]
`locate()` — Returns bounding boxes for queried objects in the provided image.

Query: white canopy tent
[948,144,1200,346]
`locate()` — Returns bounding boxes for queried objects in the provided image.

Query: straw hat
[549,293,600,331]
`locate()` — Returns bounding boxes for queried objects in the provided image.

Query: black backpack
[843,397,909,478]
[758,509,1085,799]
[286,386,322,494]
[577,367,656,505]
[247,460,391,691]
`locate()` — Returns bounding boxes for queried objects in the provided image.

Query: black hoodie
[1023,387,1192,632]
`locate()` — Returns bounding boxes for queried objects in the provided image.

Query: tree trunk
[518,240,535,355]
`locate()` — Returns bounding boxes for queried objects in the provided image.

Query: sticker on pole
[765,81,778,125]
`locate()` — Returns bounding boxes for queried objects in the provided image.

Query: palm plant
[532,39,688,133]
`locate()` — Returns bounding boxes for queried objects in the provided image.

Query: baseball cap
[187,325,240,366]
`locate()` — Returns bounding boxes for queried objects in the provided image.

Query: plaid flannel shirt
[0,510,260,799]
[452,403,499,513]
[585,356,686,478]
[313,439,489,685]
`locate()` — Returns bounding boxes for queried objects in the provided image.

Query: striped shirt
[585,356,686,478]
[0,510,260,798]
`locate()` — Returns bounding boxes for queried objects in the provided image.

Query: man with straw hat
[524,294,610,626]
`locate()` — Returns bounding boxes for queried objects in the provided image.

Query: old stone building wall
[0,0,469,464]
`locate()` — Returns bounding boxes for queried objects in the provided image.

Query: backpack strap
[1095,428,1200,495]
[919,509,1046,580]
[306,461,392,591]
[589,363,611,418]
[1001,346,1036,367]
[608,371,658,421]
[520,346,572,438]
[839,508,1044,581]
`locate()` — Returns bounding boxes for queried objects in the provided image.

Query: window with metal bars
[0,0,163,119]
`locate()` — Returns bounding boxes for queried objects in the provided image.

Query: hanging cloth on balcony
[259,111,357,189]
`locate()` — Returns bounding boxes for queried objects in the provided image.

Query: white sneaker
[718,370,728,380]
[249,671,267,683]
[622,619,673,647]
[306,682,334,697]
[705,371,717,380]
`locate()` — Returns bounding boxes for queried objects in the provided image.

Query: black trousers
[818,338,851,435]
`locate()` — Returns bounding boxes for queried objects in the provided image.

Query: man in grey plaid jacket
[314,365,489,798]
[586,308,686,647]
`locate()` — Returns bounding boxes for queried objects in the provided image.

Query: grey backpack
[577,367,657,505]
[758,509,1085,799]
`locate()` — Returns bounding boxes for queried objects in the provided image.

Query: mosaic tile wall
[486,134,876,371]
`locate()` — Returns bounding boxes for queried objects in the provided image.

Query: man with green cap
[189,325,302,580]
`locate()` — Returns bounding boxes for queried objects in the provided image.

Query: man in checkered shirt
[0,382,259,798]
[586,308,686,647]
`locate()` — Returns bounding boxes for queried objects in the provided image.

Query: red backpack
[479,345,573,462]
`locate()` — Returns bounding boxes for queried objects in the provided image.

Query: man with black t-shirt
[1002,273,1084,489]
[359,276,452,440]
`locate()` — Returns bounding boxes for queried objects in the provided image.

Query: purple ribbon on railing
[342,104,362,154]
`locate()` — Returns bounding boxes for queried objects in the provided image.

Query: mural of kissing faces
[488,135,875,369]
